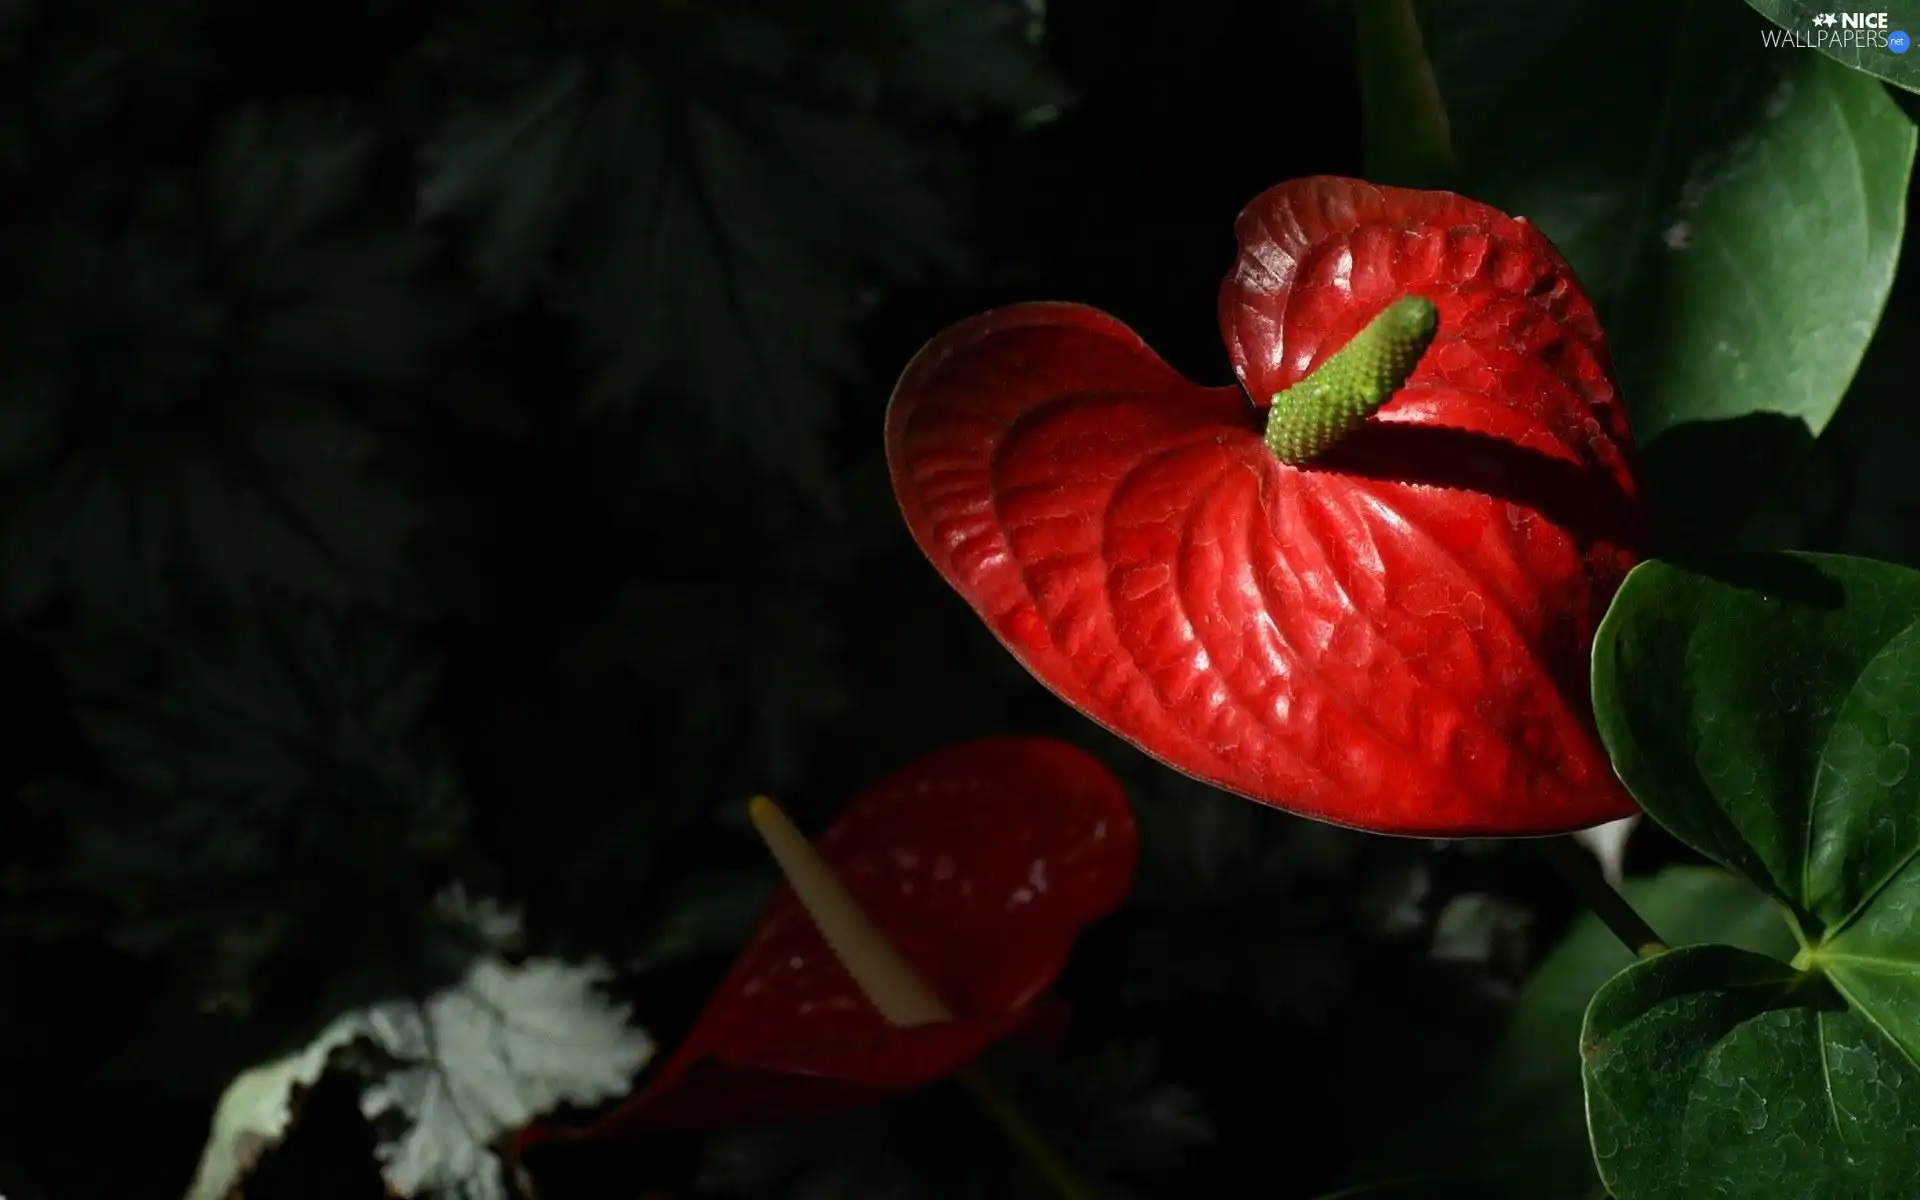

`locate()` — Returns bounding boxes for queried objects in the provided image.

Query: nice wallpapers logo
[1761,11,1912,52]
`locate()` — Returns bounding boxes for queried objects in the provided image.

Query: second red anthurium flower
[520,738,1136,1142]
[886,177,1648,838]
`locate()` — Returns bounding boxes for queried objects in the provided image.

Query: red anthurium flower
[525,738,1135,1142]
[886,177,1647,838]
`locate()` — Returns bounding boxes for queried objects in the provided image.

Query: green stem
[1354,0,1456,185]
[1264,295,1438,464]
[1537,835,1666,957]
[956,1063,1098,1200]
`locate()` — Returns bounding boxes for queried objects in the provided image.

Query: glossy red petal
[886,179,1646,837]
[566,738,1136,1138]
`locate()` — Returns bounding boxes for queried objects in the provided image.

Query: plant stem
[1354,0,1456,185]
[956,1063,1099,1200]
[1536,835,1666,957]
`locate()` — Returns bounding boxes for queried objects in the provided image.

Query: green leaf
[0,105,455,626]
[44,595,470,1020]
[416,57,593,305]
[185,1021,363,1200]
[1593,554,1920,927]
[1747,1,1920,94]
[0,0,208,160]
[354,955,653,1200]
[188,946,653,1200]
[869,0,1068,114]
[428,70,952,498]
[1367,866,1794,1200]
[1355,0,1455,186]
[208,108,465,387]
[417,3,1058,499]
[1587,552,1920,1197]
[1417,0,1914,517]
[1583,945,1920,1199]
[628,867,775,971]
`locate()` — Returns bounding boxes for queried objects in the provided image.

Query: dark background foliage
[2,1,1916,1198]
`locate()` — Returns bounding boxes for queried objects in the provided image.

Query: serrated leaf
[0,388,426,627]
[1747,1,1920,93]
[184,953,651,1200]
[1414,0,1915,534]
[418,25,993,497]
[207,106,466,386]
[875,0,1069,113]
[47,597,468,1013]
[183,1022,362,1200]
[417,59,592,303]
[355,957,654,1200]
[3,0,207,146]
[0,104,458,625]
[580,89,952,496]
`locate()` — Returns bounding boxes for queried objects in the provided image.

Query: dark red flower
[886,177,1646,838]
[524,738,1135,1141]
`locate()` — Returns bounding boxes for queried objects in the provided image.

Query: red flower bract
[886,177,1647,837]
[536,738,1136,1139]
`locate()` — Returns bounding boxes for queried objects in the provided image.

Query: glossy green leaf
[1593,555,1920,928]
[1747,0,1920,94]
[1355,0,1455,186]
[1415,0,1914,514]
[1363,867,1793,1200]
[1584,945,1920,1198]
[1588,552,1920,1197]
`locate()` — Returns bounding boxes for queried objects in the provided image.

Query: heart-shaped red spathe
[545,738,1136,1139]
[886,177,1647,838]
